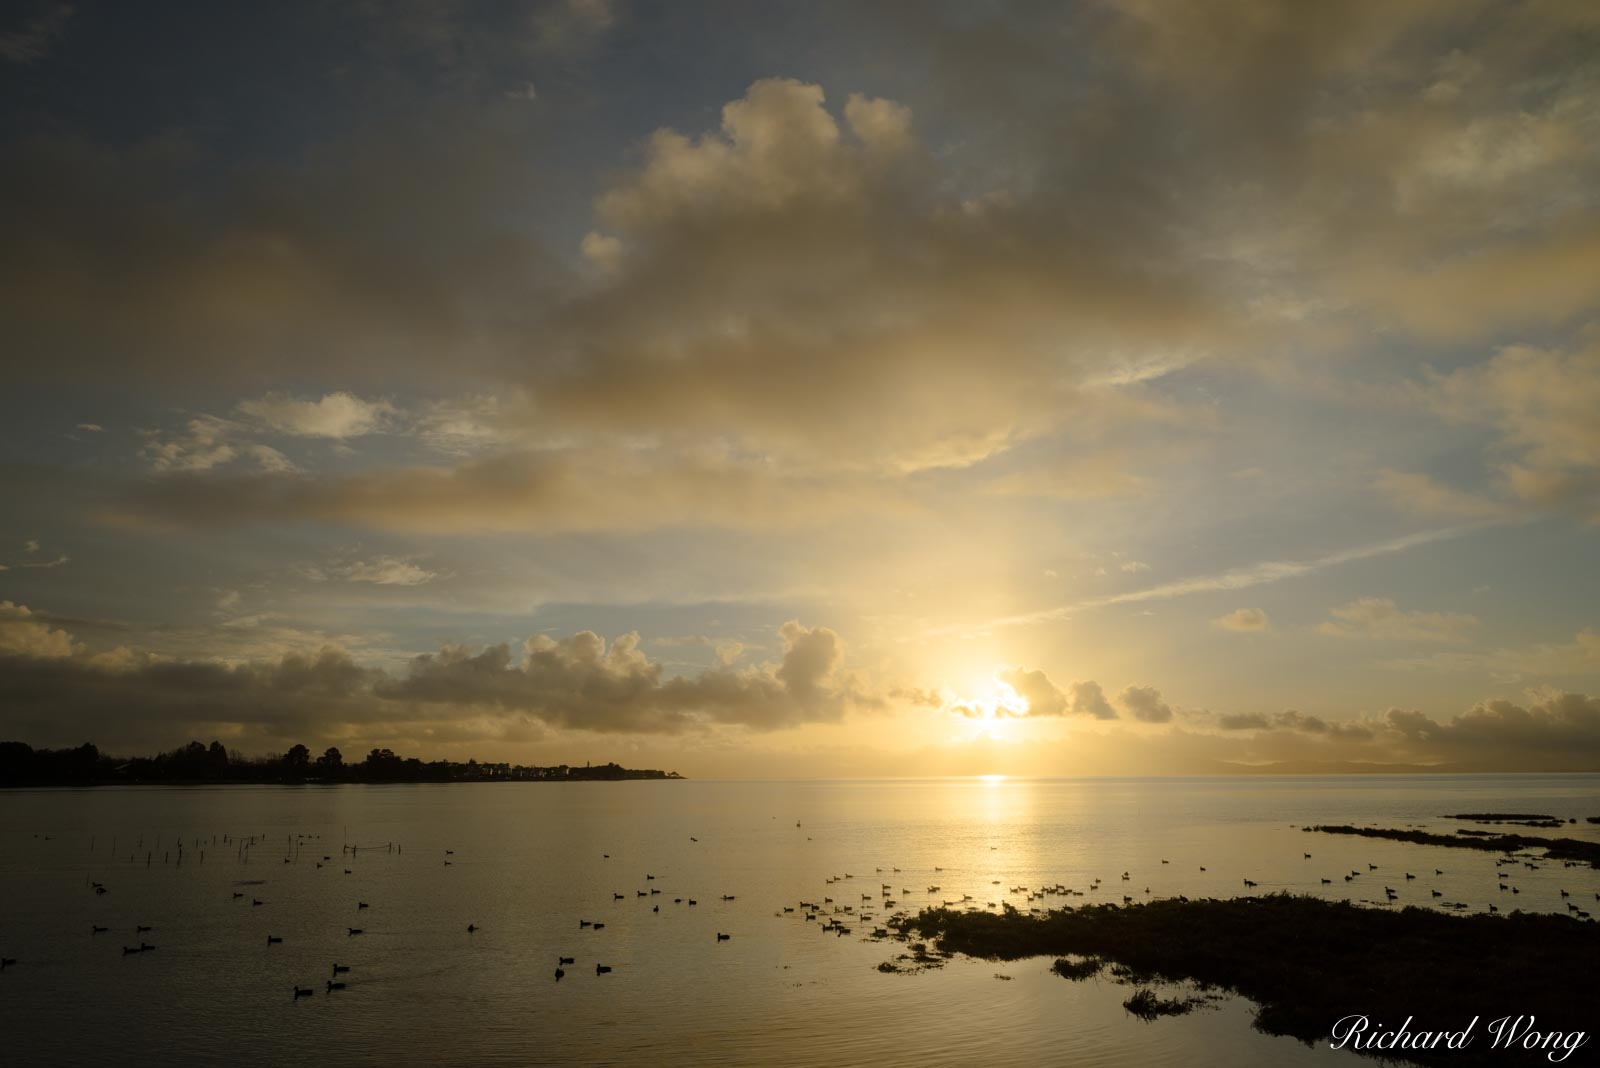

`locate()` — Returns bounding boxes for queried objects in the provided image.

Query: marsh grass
[891,894,1599,1066]
[1307,824,1600,867]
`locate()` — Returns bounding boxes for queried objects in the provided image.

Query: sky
[1,0,1598,776]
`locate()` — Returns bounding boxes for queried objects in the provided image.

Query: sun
[975,673,1029,717]
[949,671,1030,740]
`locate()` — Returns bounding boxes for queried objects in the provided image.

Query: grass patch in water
[890,893,1598,1066]
[1307,824,1600,867]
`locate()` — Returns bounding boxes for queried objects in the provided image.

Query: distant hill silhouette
[1210,759,1460,775]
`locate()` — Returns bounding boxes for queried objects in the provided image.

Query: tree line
[0,740,681,785]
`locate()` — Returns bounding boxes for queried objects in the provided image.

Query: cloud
[138,416,242,473]
[317,556,438,587]
[384,619,863,732]
[1,115,553,388]
[1118,684,1172,723]
[0,1,72,64]
[412,395,525,456]
[1215,709,1373,741]
[1378,692,1600,768]
[7,2,1594,455]
[1357,229,1600,342]
[593,79,904,225]
[135,415,298,476]
[1069,679,1117,720]
[1373,469,1506,520]
[1212,607,1271,632]
[2,540,69,571]
[0,601,77,658]
[985,668,1118,720]
[0,614,873,747]
[0,643,386,748]
[890,686,945,709]
[118,447,917,534]
[75,423,103,432]
[237,392,394,438]
[1201,690,1600,771]
[545,77,1233,474]
[995,667,1066,717]
[1425,339,1600,520]
[1318,597,1479,642]
[529,0,616,50]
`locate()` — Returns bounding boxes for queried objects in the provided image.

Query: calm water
[3,775,1598,1067]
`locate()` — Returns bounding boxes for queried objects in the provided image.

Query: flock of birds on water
[2,817,1597,1000]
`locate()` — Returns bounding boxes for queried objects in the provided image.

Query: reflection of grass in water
[891,894,1600,1067]
[877,940,948,974]
[1123,988,1207,1020]
[1306,824,1600,866]
[1051,955,1103,980]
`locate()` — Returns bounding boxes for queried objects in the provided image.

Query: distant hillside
[1211,759,1460,775]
